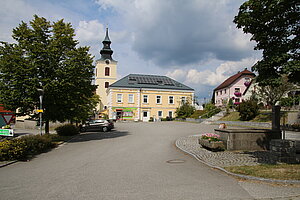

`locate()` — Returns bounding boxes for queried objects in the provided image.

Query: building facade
[107,74,194,121]
[95,28,117,111]
[214,68,255,107]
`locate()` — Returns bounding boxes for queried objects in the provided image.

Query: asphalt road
[0,122,299,200]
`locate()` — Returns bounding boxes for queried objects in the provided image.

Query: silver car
[80,119,113,132]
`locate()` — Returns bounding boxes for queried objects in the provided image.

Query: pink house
[213,68,255,107]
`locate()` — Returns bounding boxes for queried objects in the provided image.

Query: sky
[0,0,261,103]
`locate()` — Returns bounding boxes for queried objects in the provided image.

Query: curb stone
[175,136,300,185]
[0,160,18,168]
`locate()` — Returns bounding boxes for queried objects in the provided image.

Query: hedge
[55,124,79,136]
[0,134,65,161]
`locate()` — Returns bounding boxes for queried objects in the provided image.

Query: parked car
[80,119,114,132]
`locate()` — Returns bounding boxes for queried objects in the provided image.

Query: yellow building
[95,28,117,111]
[107,74,194,121]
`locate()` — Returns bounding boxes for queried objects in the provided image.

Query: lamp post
[37,88,44,135]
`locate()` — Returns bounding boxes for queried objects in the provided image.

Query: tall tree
[256,75,296,106]
[0,15,98,133]
[234,0,299,86]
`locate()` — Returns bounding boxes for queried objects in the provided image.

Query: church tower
[95,27,117,112]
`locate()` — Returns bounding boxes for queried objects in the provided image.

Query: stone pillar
[271,105,281,139]
[270,139,298,164]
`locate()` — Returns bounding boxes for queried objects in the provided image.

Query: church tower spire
[100,27,114,60]
[95,26,118,113]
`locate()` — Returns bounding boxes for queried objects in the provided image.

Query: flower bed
[199,133,224,151]
[244,81,251,87]
[234,92,241,97]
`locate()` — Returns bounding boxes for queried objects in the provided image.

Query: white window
[156,95,161,104]
[181,96,186,104]
[169,96,174,104]
[158,111,163,118]
[224,89,226,94]
[168,111,173,118]
[235,88,240,92]
[128,94,134,103]
[117,94,122,103]
[143,95,148,103]
[220,91,222,95]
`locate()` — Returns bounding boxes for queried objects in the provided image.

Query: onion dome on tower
[100,27,114,61]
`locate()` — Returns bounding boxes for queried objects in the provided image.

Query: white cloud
[76,20,104,42]
[166,58,258,93]
[166,69,187,82]
[95,0,253,66]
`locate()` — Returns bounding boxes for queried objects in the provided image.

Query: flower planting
[234,92,242,97]
[201,133,221,142]
[244,81,251,87]
[199,133,224,151]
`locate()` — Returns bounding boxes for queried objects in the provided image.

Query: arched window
[105,67,110,76]
[105,82,109,88]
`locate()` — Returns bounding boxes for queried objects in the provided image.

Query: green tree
[175,102,195,118]
[0,15,97,133]
[256,75,295,106]
[234,0,299,86]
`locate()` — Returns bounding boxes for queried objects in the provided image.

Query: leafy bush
[201,103,221,118]
[0,134,57,161]
[22,135,53,155]
[175,102,195,118]
[280,96,300,107]
[0,139,27,161]
[228,99,234,109]
[0,134,71,161]
[149,117,154,122]
[55,124,79,136]
[236,100,259,121]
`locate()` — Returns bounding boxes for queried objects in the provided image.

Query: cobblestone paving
[176,135,276,167]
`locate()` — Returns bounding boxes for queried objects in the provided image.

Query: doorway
[142,111,149,122]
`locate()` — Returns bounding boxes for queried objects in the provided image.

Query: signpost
[0,129,14,137]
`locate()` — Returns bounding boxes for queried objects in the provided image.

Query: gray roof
[110,74,194,91]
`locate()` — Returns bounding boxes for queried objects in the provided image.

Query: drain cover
[166,159,185,164]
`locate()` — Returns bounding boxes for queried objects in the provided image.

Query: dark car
[80,119,114,132]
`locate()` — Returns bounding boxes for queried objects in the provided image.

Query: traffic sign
[37,109,44,113]
[1,114,14,125]
[0,129,14,137]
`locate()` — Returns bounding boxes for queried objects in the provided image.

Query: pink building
[213,68,255,107]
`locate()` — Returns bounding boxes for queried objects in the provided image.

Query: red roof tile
[214,68,255,91]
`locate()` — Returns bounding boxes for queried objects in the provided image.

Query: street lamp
[37,88,44,135]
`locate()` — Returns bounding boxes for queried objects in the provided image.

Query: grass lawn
[220,111,272,122]
[224,164,300,180]
[220,111,240,121]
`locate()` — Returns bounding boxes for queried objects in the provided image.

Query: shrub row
[55,124,79,136]
[0,124,79,161]
[0,135,54,161]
